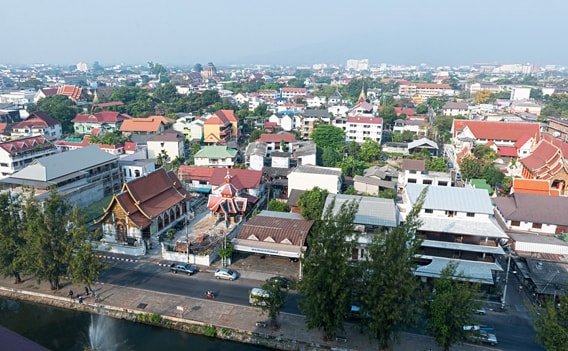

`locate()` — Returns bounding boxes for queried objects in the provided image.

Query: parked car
[474,307,487,315]
[468,330,498,346]
[268,276,292,289]
[214,268,238,281]
[170,263,199,275]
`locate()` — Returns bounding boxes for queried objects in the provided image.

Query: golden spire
[357,83,366,102]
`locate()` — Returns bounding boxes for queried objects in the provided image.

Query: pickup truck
[169,263,198,275]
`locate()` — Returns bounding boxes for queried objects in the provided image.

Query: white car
[214,268,238,281]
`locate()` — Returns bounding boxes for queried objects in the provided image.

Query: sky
[1,0,566,67]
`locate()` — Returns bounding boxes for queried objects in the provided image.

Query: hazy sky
[2,0,566,66]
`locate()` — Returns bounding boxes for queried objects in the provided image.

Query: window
[408,178,417,183]
[511,221,520,227]
[425,209,433,214]
[438,181,448,186]
[422,179,433,185]
[446,211,456,217]
[466,212,475,217]
[532,223,542,229]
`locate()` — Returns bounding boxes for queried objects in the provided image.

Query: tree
[259,279,288,329]
[156,150,170,167]
[153,83,178,103]
[358,139,381,162]
[267,199,289,212]
[311,124,345,150]
[483,165,504,187]
[458,157,483,181]
[473,90,492,104]
[300,199,359,340]
[297,187,328,220]
[360,188,426,349]
[416,104,428,114]
[193,63,203,72]
[249,128,263,142]
[0,193,25,284]
[426,157,447,172]
[35,95,78,133]
[253,103,270,117]
[380,106,398,127]
[321,147,341,167]
[338,156,367,177]
[392,130,416,143]
[19,78,44,90]
[535,295,568,351]
[530,88,543,101]
[427,263,480,351]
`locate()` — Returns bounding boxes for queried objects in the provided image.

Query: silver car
[214,268,238,281]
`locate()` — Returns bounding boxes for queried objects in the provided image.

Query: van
[249,288,271,306]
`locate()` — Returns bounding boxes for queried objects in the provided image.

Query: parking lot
[230,252,301,280]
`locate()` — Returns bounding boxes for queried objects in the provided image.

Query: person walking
[68,290,74,299]
[85,286,90,296]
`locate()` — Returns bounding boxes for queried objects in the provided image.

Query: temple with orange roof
[520,138,568,195]
[206,171,252,225]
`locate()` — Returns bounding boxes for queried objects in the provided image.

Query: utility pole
[501,254,512,310]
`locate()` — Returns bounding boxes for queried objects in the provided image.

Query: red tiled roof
[453,120,540,141]
[415,83,451,89]
[282,87,307,92]
[237,214,314,246]
[178,166,262,190]
[40,87,58,96]
[120,116,167,133]
[543,134,568,156]
[104,169,189,228]
[11,111,60,129]
[395,107,416,116]
[257,132,296,143]
[0,135,53,155]
[347,116,383,125]
[124,141,137,152]
[0,123,6,133]
[215,110,238,123]
[520,140,565,177]
[72,111,129,124]
[56,85,82,101]
[496,146,518,157]
[512,179,560,196]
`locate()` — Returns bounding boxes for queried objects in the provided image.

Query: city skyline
[1,0,567,66]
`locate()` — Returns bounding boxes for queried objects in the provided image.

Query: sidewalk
[0,276,499,351]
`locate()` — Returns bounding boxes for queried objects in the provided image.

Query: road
[99,259,302,314]
[100,259,542,351]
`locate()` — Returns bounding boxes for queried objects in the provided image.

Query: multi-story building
[398,159,452,189]
[256,132,296,155]
[346,59,369,71]
[0,135,57,178]
[147,130,185,161]
[398,82,454,99]
[10,111,62,140]
[280,87,307,100]
[401,184,508,285]
[345,116,383,143]
[545,117,568,142]
[2,146,122,208]
[203,110,238,143]
[193,145,238,168]
[287,165,342,196]
[71,111,129,134]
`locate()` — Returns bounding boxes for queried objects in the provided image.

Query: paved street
[99,257,543,351]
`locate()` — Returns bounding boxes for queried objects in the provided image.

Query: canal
[0,298,272,351]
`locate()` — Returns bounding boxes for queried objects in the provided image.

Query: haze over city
[2,0,567,66]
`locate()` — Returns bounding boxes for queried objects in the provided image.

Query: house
[257,132,296,155]
[345,116,383,143]
[306,95,326,108]
[281,87,307,100]
[510,100,542,116]
[97,168,190,253]
[203,110,238,143]
[193,145,238,168]
[545,117,568,142]
[393,119,428,136]
[441,101,469,116]
[34,85,82,103]
[119,116,172,135]
[353,175,397,195]
[10,111,62,140]
[398,159,451,188]
[119,159,156,183]
[295,110,332,138]
[172,115,204,141]
[402,184,508,285]
[324,194,400,260]
[291,141,317,166]
[147,130,185,161]
[2,146,122,208]
[495,193,568,235]
[0,135,58,178]
[399,82,454,102]
[348,89,375,117]
[452,120,540,147]
[520,138,568,195]
[245,142,268,170]
[287,165,342,196]
[407,138,439,156]
[232,211,314,264]
[72,111,129,134]
[178,166,264,198]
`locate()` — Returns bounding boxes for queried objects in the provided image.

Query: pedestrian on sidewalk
[85,286,90,296]
[79,295,84,304]
[68,290,74,299]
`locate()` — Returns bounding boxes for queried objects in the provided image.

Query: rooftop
[494,193,568,226]
[406,183,494,214]
[194,145,238,159]
[292,165,342,177]
[324,194,399,228]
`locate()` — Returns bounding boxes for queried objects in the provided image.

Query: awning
[421,240,505,255]
[232,238,304,258]
[415,256,502,285]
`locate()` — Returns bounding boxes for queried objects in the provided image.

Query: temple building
[520,137,568,195]
[97,168,190,250]
[206,171,253,225]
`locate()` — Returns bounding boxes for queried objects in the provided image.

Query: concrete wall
[161,243,218,266]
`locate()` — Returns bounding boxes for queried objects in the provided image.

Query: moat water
[0,298,272,351]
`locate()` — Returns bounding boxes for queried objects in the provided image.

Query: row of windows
[424,209,475,217]
[511,220,542,229]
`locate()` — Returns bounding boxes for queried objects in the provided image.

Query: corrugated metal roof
[415,257,502,285]
[324,194,399,228]
[421,240,505,255]
[293,165,342,176]
[194,145,237,159]
[11,146,117,182]
[416,216,508,238]
[406,184,494,214]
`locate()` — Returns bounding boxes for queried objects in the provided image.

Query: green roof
[194,145,237,159]
[470,179,492,194]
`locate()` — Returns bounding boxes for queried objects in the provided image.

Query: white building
[193,145,238,168]
[398,159,452,189]
[0,135,58,178]
[441,101,469,116]
[245,142,267,171]
[76,62,89,72]
[120,159,156,183]
[0,90,35,105]
[511,87,531,101]
[147,131,185,161]
[287,165,342,196]
[346,59,369,71]
[10,111,62,140]
[345,116,383,143]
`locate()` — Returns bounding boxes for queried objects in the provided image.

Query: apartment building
[345,116,383,143]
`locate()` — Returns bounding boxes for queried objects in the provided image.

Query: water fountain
[88,314,128,351]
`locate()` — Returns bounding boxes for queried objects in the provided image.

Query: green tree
[426,157,447,172]
[472,145,497,161]
[358,139,381,162]
[338,156,367,177]
[416,104,428,114]
[459,157,484,181]
[380,106,398,127]
[19,78,44,90]
[249,128,263,141]
[300,199,359,340]
[193,63,203,72]
[433,115,464,143]
[321,147,341,167]
[311,124,345,150]
[483,165,504,187]
[259,279,288,329]
[392,130,416,142]
[153,83,178,103]
[35,95,78,133]
[297,187,328,220]
[360,188,426,349]
[0,193,25,284]
[427,263,480,351]
[345,141,361,157]
[535,295,568,351]
[267,199,289,212]
[253,103,270,117]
